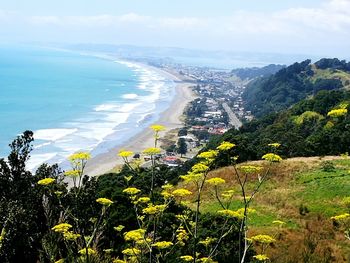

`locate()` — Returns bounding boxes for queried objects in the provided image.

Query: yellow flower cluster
[143,147,161,155]
[150,124,166,132]
[180,172,203,183]
[250,234,276,244]
[198,150,218,160]
[161,184,174,199]
[64,170,80,177]
[68,152,91,162]
[217,209,244,219]
[151,241,173,249]
[268,143,281,148]
[253,254,269,261]
[180,255,194,262]
[123,187,141,195]
[51,223,72,233]
[206,177,226,186]
[216,141,235,151]
[136,197,151,203]
[113,259,127,263]
[142,204,166,215]
[96,197,114,206]
[198,257,217,263]
[118,150,134,158]
[114,225,125,232]
[327,108,348,118]
[122,248,141,256]
[191,163,209,173]
[221,190,235,199]
[262,153,282,162]
[239,165,263,173]
[176,226,189,246]
[199,237,216,247]
[63,231,81,241]
[78,248,96,255]
[172,189,192,197]
[124,229,145,242]
[37,178,55,186]
[331,213,350,221]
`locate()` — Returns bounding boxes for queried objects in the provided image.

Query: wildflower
[172,189,192,197]
[221,190,235,199]
[216,141,235,151]
[239,165,263,173]
[142,204,166,215]
[64,170,80,177]
[122,248,141,256]
[199,237,216,247]
[68,152,91,162]
[253,254,269,261]
[250,234,276,244]
[118,150,134,158]
[114,225,125,232]
[327,108,347,118]
[123,187,141,195]
[272,220,285,226]
[331,213,350,221]
[218,209,244,219]
[51,223,72,233]
[324,121,334,130]
[180,255,194,262]
[96,197,113,206]
[37,178,55,186]
[199,257,217,263]
[113,260,127,263]
[136,197,151,203]
[191,163,209,173]
[206,177,226,186]
[143,147,161,155]
[124,229,145,242]
[162,183,174,190]
[268,143,281,148]
[152,241,173,249]
[150,124,166,132]
[262,153,282,162]
[198,150,218,160]
[63,231,81,241]
[342,197,350,207]
[176,226,189,246]
[180,172,204,183]
[78,248,96,255]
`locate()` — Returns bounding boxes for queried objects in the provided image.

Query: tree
[177,138,188,157]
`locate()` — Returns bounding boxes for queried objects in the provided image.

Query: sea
[0,45,175,170]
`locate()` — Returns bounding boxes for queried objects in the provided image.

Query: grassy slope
[178,156,350,262]
[310,66,350,89]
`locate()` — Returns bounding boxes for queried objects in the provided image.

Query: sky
[0,0,349,57]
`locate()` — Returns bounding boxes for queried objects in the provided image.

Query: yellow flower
[143,147,161,155]
[162,183,174,190]
[123,187,141,195]
[78,248,96,255]
[199,237,216,247]
[118,150,134,158]
[331,213,350,221]
[124,229,145,242]
[142,204,166,215]
[253,254,269,261]
[239,165,263,173]
[216,141,235,151]
[51,223,72,233]
[198,150,218,160]
[206,177,226,186]
[191,163,209,173]
[150,124,166,132]
[180,255,194,262]
[54,259,65,263]
[37,178,55,186]
[272,220,285,226]
[122,248,141,256]
[180,172,204,183]
[152,241,173,249]
[199,257,217,263]
[96,197,113,206]
[136,197,151,203]
[114,225,125,232]
[113,259,127,263]
[63,231,81,241]
[327,108,347,118]
[68,152,91,162]
[176,226,189,246]
[218,209,244,219]
[172,189,192,197]
[64,170,80,177]
[268,143,281,148]
[221,190,235,199]
[262,153,282,162]
[250,234,276,244]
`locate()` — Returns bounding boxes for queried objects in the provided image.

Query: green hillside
[243,58,350,118]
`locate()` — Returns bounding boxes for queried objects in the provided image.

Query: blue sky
[0,0,349,57]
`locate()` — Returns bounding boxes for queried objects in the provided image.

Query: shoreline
[85,63,197,176]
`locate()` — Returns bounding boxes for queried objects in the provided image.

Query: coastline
[85,63,197,176]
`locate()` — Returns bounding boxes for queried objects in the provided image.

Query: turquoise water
[0,45,175,168]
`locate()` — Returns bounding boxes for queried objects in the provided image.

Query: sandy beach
[85,64,197,176]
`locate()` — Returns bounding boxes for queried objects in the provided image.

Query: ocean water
[0,45,175,169]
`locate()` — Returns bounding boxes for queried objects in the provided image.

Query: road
[222,102,243,129]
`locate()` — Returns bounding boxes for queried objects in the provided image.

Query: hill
[231,64,286,80]
[242,58,350,118]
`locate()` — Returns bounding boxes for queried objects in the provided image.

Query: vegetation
[231,64,286,80]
